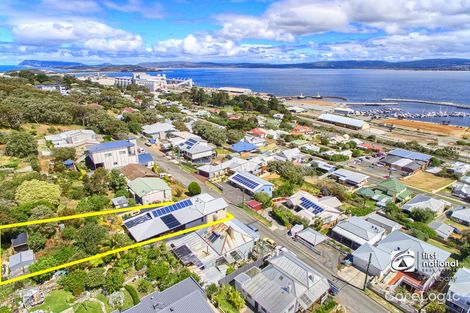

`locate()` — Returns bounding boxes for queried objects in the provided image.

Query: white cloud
[12,20,143,52]
[318,29,470,60]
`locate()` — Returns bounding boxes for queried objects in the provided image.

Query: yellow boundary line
[0,201,234,286]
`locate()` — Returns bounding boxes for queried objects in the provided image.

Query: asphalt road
[137,141,389,313]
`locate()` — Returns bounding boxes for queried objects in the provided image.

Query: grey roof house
[234,249,330,313]
[352,243,391,278]
[446,267,470,313]
[122,277,216,313]
[124,193,228,242]
[402,194,450,215]
[376,230,451,292]
[331,216,385,250]
[12,232,29,252]
[451,207,470,226]
[9,250,35,278]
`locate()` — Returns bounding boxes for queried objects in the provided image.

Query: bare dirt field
[381,118,470,138]
[401,171,455,193]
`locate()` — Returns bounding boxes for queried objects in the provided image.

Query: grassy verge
[96,293,113,313]
[205,181,223,194]
[238,205,272,227]
[364,289,402,313]
[73,300,103,313]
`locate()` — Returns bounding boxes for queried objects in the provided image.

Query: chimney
[287,283,292,293]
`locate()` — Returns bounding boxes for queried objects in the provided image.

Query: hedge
[125,284,140,305]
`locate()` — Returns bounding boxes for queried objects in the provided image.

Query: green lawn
[121,288,136,310]
[74,300,103,313]
[95,293,113,313]
[33,290,74,313]
[214,288,240,313]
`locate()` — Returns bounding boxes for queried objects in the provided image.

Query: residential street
[138,141,389,313]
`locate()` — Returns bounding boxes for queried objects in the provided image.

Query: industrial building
[318,113,370,130]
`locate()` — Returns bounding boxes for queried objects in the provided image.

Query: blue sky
[1,0,470,64]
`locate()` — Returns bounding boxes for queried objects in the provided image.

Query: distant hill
[19,60,85,68]
[140,59,470,70]
[18,58,470,71]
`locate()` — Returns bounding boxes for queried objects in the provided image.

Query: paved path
[138,141,389,313]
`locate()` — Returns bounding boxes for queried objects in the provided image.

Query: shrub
[125,285,140,305]
[188,181,201,196]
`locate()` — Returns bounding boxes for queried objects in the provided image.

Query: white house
[45,129,99,155]
[275,148,310,163]
[178,138,214,164]
[87,139,138,169]
[243,135,267,148]
[352,243,391,278]
[451,207,470,226]
[448,162,470,176]
[402,194,450,215]
[330,168,369,187]
[127,177,172,205]
[286,191,342,225]
[142,122,175,140]
[452,182,470,200]
[234,249,330,313]
[331,217,385,249]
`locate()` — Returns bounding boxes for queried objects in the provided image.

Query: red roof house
[248,128,267,138]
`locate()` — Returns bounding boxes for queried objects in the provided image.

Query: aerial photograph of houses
[1,1,470,313]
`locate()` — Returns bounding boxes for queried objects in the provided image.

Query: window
[120,150,127,155]
[105,153,112,157]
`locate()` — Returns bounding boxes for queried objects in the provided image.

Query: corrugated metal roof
[123,277,215,313]
[319,113,367,128]
[88,139,134,153]
[388,148,432,162]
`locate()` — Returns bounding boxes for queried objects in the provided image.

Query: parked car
[263,237,276,247]
[246,222,259,233]
[328,279,340,296]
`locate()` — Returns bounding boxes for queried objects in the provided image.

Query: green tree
[29,205,57,236]
[147,260,170,281]
[15,179,61,206]
[75,224,107,255]
[109,169,127,192]
[28,231,47,251]
[60,270,87,296]
[137,279,153,294]
[227,129,245,144]
[5,132,38,158]
[104,268,124,293]
[86,268,105,289]
[254,192,272,209]
[410,208,436,223]
[84,168,110,195]
[188,181,202,196]
[52,147,76,162]
[29,256,58,283]
[425,301,447,313]
[76,195,110,212]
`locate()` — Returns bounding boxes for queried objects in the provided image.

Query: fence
[218,258,265,285]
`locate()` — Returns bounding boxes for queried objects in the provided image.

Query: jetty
[344,102,399,106]
[382,98,470,109]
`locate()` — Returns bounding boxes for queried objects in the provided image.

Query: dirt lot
[401,171,455,193]
[381,118,470,138]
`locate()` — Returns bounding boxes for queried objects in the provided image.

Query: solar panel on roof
[161,214,181,229]
[124,213,152,228]
[151,199,192,218]
[231,174,260,190]
[300,197,324,215]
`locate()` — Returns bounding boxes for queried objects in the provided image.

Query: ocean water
[3,66,470,126]
[115,68,470,126]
